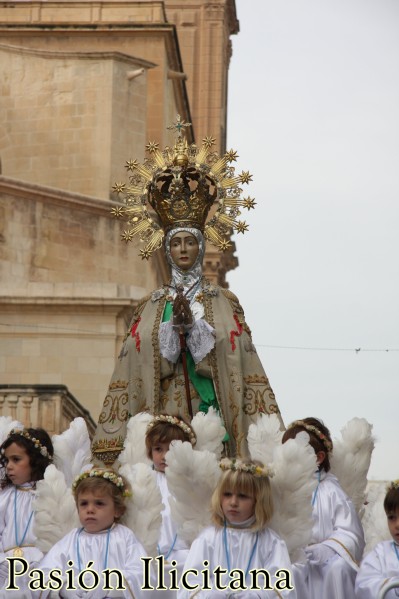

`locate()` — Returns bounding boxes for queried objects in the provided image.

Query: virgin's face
[169,232,199,271]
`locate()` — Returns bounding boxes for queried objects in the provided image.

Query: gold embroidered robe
[92,280,283,464]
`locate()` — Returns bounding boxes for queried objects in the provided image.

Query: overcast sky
[226,0,399,480]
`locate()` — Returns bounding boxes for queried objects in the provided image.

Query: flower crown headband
[219,458,273,479]
[146,414,197,446]
[289,420,333,453]
[72,469,132,498]
[387,480,399,492]
[1,428,52,460]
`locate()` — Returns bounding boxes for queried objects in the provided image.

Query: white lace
[187,319,215,364]
[159,319,215,364]
[159,321,181,363]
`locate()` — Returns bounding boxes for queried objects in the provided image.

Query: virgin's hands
[172,293,193,327]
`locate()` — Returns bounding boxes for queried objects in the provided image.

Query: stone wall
[0,0,240,428]
[0,44,151,199]
[0,177,166,420]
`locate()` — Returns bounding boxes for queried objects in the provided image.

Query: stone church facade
[0,0,239,431]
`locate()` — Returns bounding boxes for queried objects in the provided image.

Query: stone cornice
[0,175,116,216]
[0,1,168,25]
[0,42,156,68]
[0,297,135,307]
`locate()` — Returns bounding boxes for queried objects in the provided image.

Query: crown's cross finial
[167,114,191,136]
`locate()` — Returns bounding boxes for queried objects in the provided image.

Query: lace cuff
[159,321,181,363]
[187,319,216,364]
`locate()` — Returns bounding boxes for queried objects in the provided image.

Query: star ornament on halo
[139,248,151,260]
[225,149,239,163]
[243,196,257,210]
[125,159,139,172]
[111,206,125,218]
[146,141,160,154]
[236,221,249,234]
[202,136,216,149]
[239,171,253,184]
[218,239,232,252]
[112,182,126,194]
[121,230,134,243]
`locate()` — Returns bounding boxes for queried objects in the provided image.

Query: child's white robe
[355,540,399,599]
[293,471,365,599]
[37,523,149,598]
[0,484,42,591]
[177,524,296,598]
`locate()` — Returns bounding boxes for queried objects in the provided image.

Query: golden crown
[111,115,256,259]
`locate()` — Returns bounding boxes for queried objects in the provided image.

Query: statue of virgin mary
[92,117,284,465]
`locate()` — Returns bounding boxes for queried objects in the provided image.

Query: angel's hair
[282,417,332,472]
[384,485,399,515]
[145,414,193,460]
[0,428,54,489]
[211,459,273,532]
[73,472,130,521]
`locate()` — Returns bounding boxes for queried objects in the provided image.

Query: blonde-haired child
[282,417,365,599]
[177,458,296,598]
[38,468,147,598]
[355,481,399,598]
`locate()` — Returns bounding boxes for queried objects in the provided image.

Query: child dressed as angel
[145,415,194,570]
[177,458,296,598]
[282,418,365,599]
[355,480,399,598]
[36,468,148,599]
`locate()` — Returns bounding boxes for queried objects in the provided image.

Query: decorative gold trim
[328,538,359,566]
[152,296,166,411]
[203,288,226,434]
[109,380,129,391]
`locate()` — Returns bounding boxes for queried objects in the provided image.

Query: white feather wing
[118,412,153,467]
[330,417,375,515]
[191,408,226,457]
[269,432,318,563]
[362,481,390,554]
[248,413,283,465]
[0,416,23,445]
[33,464,79,553]
[52,417,91,487]
[119,462,162,556]
[166,440,220,545]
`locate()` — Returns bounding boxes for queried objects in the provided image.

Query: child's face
[77,490,122,533]
[221,489,255,524]
[387,508,399,544]
[4,443,32,486]
[151,441,170,473]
